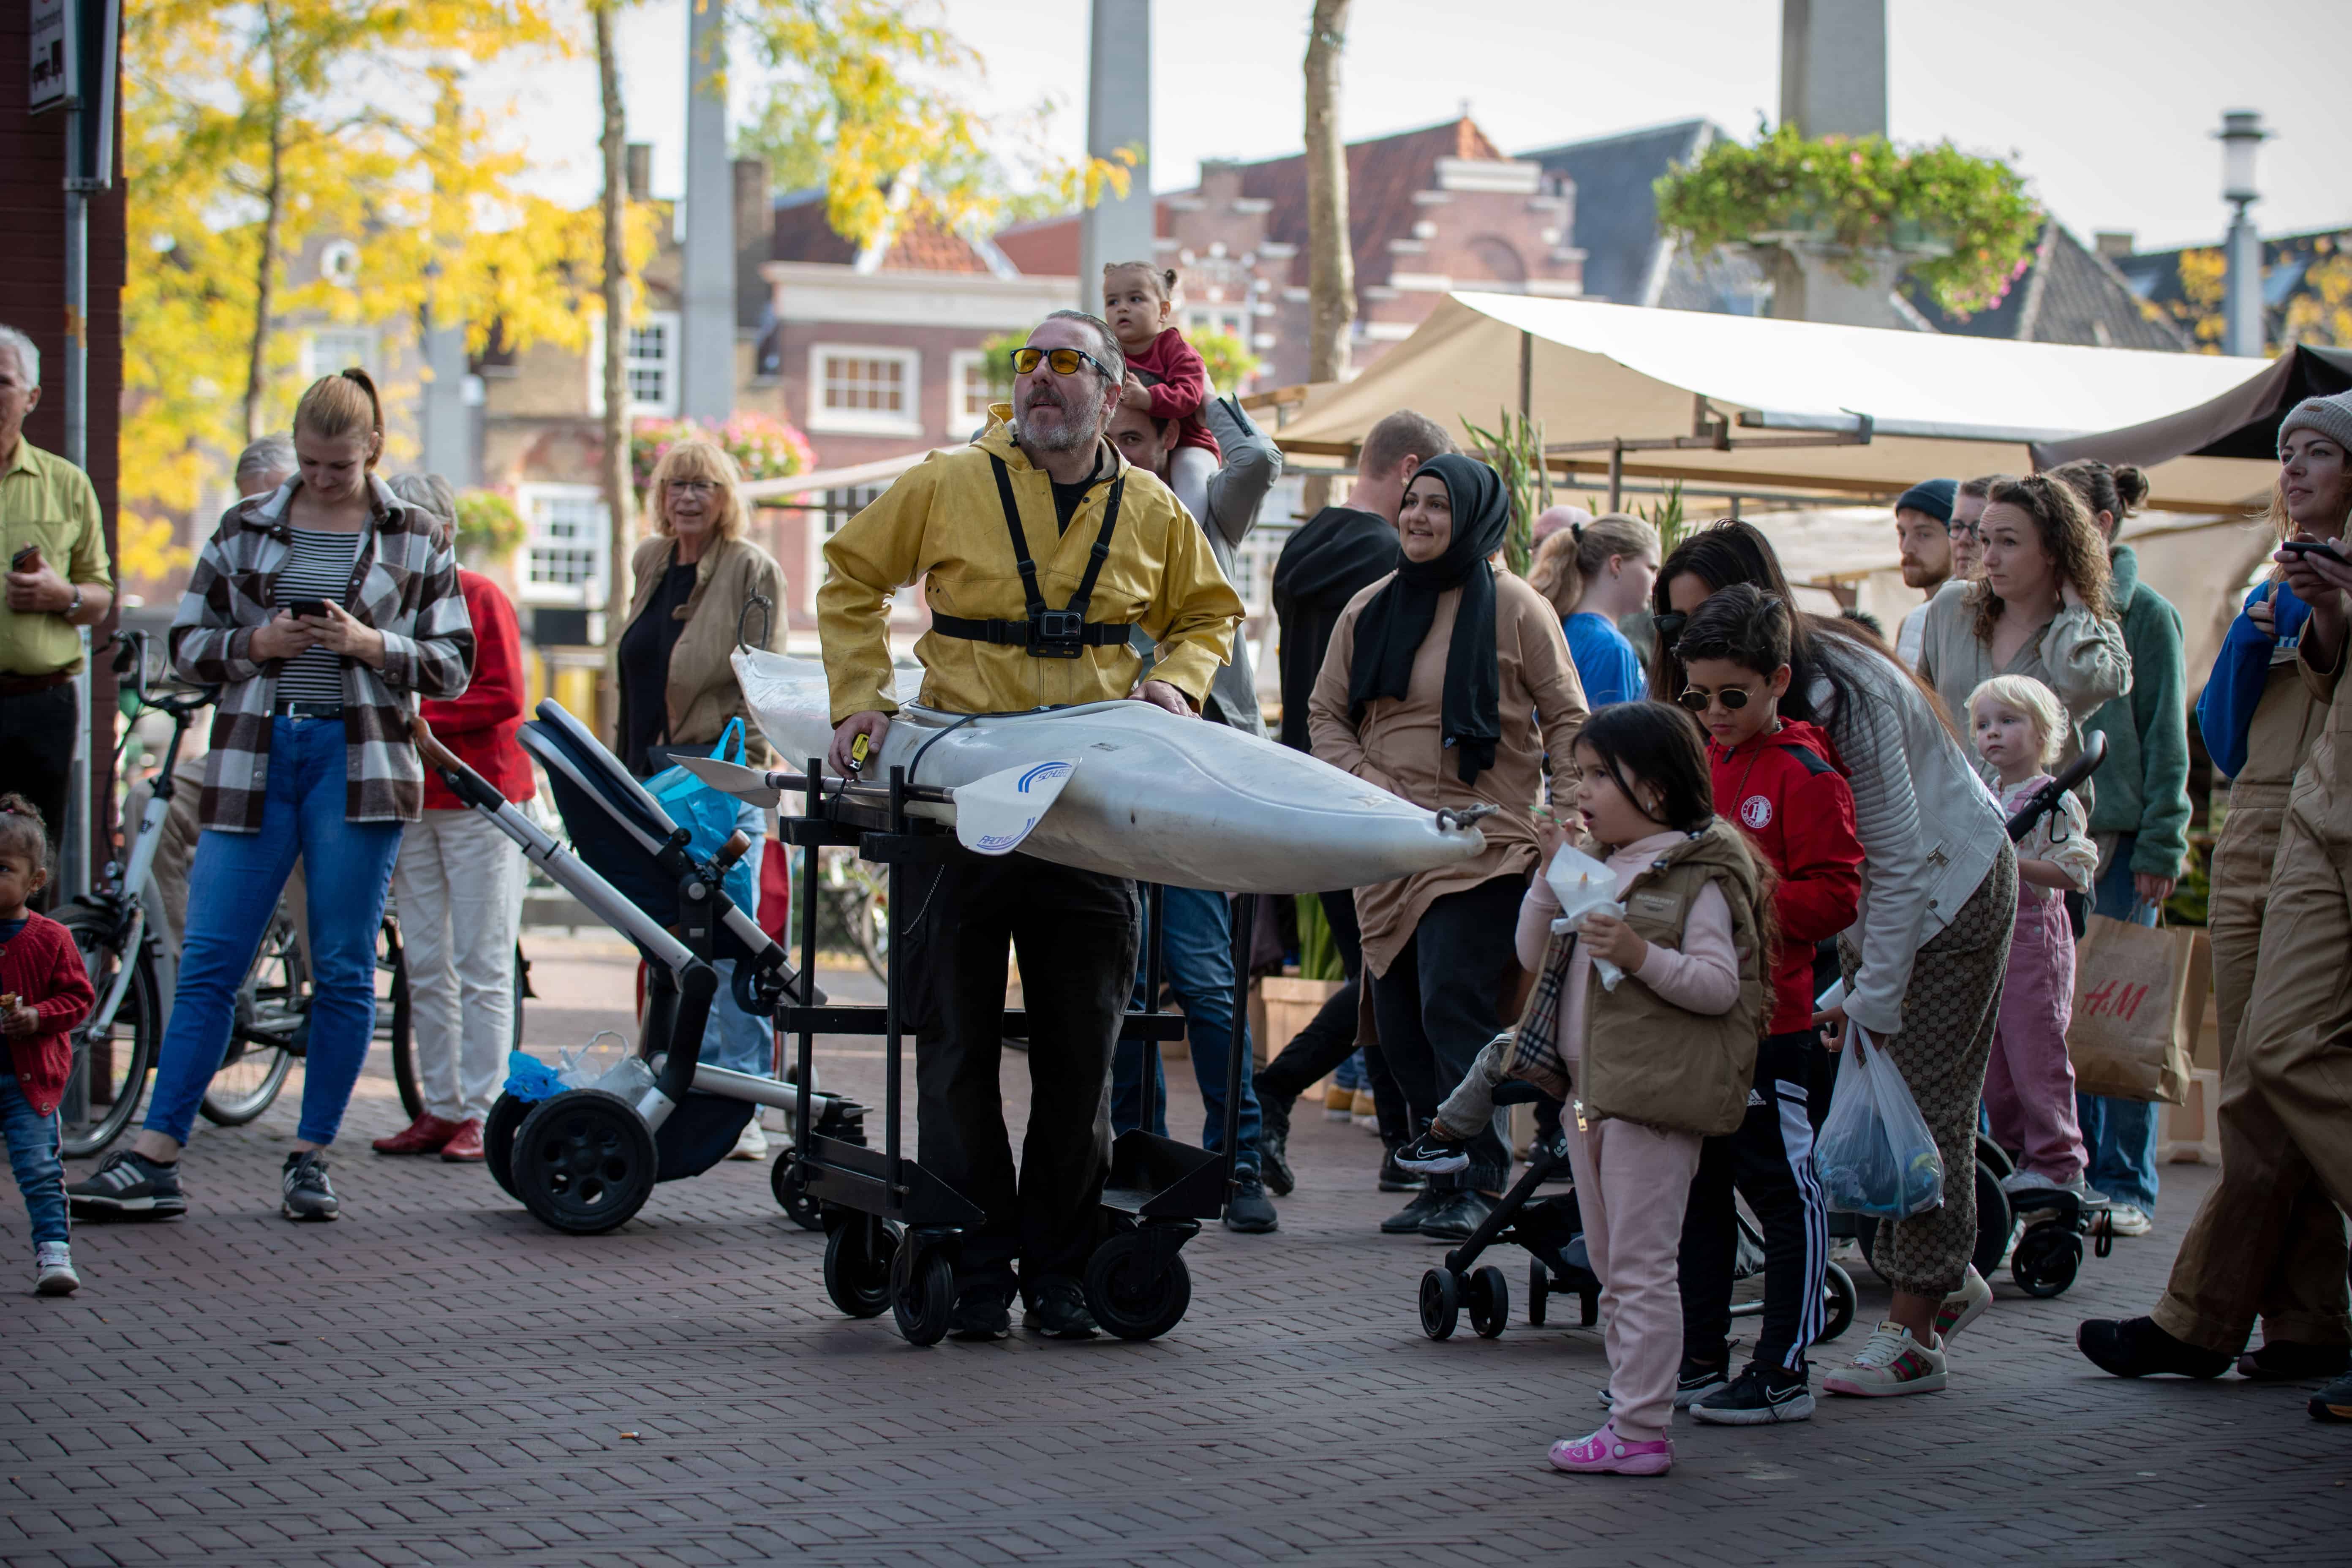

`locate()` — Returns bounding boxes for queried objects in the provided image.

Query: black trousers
[1256,889,1409,1145]
[0,683,76,907]
[1678,1030,1832,1373]
[1369,874,1524,1192]
[903,852,1141,1301]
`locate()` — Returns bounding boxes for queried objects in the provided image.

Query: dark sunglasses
[1010,345,1115,380]
[1653,610,1689,644]
[1677,685,1755,713]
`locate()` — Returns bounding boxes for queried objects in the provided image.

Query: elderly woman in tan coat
[1309,454,1587,1241]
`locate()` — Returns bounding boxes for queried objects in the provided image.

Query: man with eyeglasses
[817,310,1244,1342]
[1890,478,1957,669]
[1949,475,1999,583]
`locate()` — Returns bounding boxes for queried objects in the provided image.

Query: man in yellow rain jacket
[818,309,1242,1341]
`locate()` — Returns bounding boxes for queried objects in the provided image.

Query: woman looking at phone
[66,369,474,1226]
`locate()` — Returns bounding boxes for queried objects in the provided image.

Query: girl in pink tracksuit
[1969,675,2099,1200]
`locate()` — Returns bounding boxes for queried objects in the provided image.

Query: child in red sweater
[0,796,97,1295]
[1102,262,1221,525]
[1671,584,1864,1424]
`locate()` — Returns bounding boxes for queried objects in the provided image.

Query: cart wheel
[1418,1267,1462,1341]
[1816,1260,1857,1344]
[772,1156,824,1231]
[891,1239,958,1346]
[511,1090,656,1234]
[484,1092,531,1200]
[1468,1265,1510,1339]
[823,1215,898,1319]
[1527,1259,1549,1327]
[2009,1225,2082,1298]
[1083,1230,1194,1342]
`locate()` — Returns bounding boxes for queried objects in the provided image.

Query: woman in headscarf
[1308,455,1587,1240]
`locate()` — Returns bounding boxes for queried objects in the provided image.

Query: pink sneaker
[1546,1419,1673,1476]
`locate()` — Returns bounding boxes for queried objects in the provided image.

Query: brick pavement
[2,935,2348,1566]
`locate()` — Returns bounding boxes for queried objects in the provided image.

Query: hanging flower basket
[632,412,817,501]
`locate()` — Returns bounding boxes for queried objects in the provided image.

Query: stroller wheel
[483,1092,531,1200]
[891,1238,957,1346]
[1527,1259,1549,1327]
[773,1156,824,1231]
[1469,1265,1510,1339]
[512,1090,656,1235]
[823,1214,899,1318]
[1973,1159,2015,1280]
[1418,1268,1462,1341]
[1816,1260,1857,1344]
[2010,1224,2082,1298]
[1084,1230,1193,1341]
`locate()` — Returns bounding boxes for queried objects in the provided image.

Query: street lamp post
[2218,109,2269,358]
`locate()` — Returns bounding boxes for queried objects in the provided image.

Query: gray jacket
[1137,396,1282,735]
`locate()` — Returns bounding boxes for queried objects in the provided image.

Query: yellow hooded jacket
[818,406,1243,721]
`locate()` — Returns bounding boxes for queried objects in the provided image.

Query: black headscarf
[1345,453,1513,784]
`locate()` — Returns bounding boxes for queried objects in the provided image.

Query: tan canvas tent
[1272,292,2283,512]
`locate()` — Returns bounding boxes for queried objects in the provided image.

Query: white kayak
[732,649,1489,893]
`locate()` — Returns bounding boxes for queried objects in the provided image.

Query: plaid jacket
[170,474,475,831]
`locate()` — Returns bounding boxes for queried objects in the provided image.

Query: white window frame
[806,343,922,437]
[587,309,682,418]
[304,326,376,381]
[515,482,610,608]
[947,348,996,434]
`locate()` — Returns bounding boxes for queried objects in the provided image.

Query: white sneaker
[730,1116,769,1161]
[1934,1265,1992,1346]
[2104,1203,2153,1237]
[34,1242,78,1296]
[1822,1321,1947,1397]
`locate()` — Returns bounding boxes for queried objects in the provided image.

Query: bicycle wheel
[201,911,301,1126]
[55,906,157,1159]
[380,917,422,1122]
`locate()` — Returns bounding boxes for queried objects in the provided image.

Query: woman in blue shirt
[1527,512,1659,708]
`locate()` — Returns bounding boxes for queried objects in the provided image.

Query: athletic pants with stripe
[1677,1030,1830,1373]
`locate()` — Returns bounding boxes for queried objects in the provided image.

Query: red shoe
[373,1114,462,1155]
[439,1119,487,1163]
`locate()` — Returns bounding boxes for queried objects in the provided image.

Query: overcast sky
[495,0,2351,253]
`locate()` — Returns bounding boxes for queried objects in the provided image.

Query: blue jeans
[2075,833,2162,1211]
[1113,885,1260,1177]
[0,1072,67,1246]
[700,800,772,1076]
[143,718,404,1146]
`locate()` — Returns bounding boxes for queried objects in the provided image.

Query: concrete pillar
[2223,208,2264,357]
[1779,0,1886,140]
[1764,246,1908,330]
[1079,0,1154,313]
[419,314,474,486]
[681,0,734,421]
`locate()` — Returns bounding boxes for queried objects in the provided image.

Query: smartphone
[286,598,332,619]
[10,545,40,572]
[2280,539,2345,560]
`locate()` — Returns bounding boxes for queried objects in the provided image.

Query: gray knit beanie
[2278,389,2352,457]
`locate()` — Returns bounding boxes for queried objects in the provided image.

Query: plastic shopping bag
[646,717,761,914]
[1544,842,1629,991]
[1812,1026,1945,1220]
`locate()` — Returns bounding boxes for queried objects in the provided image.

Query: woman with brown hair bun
[1527,511,1658,709]
[67,368,475,1225]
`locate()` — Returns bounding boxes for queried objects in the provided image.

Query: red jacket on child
[1122,329,1222,461]
[0,912,98,1118]
[1709,719,1865,1034]
[421,569,534,810]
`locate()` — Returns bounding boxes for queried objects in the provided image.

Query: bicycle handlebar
[105,629,216,719]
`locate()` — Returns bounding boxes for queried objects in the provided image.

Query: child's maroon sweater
[1123,328,1222,460]
[0,912,97,1118]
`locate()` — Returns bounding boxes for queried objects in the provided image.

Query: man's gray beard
[1017,399,1101,455]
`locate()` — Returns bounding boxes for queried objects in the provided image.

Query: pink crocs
[1545,1419,1673,1476]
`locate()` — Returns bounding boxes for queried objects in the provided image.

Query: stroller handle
[410,713,512,813]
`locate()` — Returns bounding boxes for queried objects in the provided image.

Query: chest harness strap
[929,454,1131,660]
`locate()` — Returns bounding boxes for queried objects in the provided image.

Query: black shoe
[2310,1372,2352,1423]
[1254,1078,1292,1140]
[2077,1316,2230,1379]
[1530,1127,1571,1172]
[1673,1355,1730,1408]
[1378,1150,1425,1194]
[949,1289,1011,1341]
[1223,1175,1279,1233]
[1022,1276,1097,1339]
[1392,1130,1470,1176]
[66,1150,185,1219]
[1691,1362,1815,1425]
[1258,1128,1296,1197]
[1418,1188,1493,1242]
[1380,1186,1448,1234]
[2239,1340,2352,1381]
[281,1151,339,1222]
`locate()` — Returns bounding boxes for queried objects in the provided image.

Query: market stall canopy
[1271,292,2280,510]
[2031,342,2352,474]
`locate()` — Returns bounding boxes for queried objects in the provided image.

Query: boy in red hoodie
[1669,584,1863,1425]
[0,796,97,1294]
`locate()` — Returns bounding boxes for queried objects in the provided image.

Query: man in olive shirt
[0,325,118,862]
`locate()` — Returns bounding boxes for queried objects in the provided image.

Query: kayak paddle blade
[952,759,1078,855]
[672,753,781,808]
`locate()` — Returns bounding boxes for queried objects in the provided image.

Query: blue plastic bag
[1812,1027,1945,1220]
[646,717,760,915]
[504,1050,567,1105]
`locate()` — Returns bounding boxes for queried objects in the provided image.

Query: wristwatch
[66,585,82,618]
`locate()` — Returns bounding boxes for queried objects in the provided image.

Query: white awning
[739,447,950,503]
